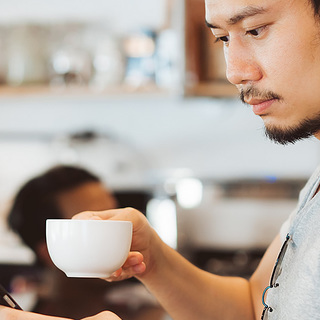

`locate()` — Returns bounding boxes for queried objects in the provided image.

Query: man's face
[57,182,117,219]
[205,0,320,144]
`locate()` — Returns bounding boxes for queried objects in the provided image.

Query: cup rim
[46,219,132,225]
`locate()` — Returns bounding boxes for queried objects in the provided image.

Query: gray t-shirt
[265,165,320,319]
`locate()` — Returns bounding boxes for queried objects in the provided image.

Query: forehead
[57,182,116,219]
[205,0,299,24]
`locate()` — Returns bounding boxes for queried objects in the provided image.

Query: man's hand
[72,207,162,282]
[0,307,121,319]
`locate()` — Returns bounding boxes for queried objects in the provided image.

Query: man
[2,0,320,319]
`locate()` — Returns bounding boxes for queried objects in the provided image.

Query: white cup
[46,219,132,278]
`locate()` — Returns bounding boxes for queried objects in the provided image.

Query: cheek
[261,39,292,74]
[268,28,320,89]
[257,39,310,91]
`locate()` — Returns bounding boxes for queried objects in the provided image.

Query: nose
[225,42,262,85]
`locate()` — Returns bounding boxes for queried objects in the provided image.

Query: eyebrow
[205,6,268,29]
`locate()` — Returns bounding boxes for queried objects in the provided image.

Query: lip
[246,98,276,116]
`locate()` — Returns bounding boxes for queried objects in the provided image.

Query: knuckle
[97,310,121,319]
[124,207,137,214]
[124,207,142,219]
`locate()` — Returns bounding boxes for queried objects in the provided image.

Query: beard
[264,115,320,145]
[240,86,320,145]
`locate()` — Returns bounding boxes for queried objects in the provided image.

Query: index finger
[72,207,142,223]
[72,209,121,220]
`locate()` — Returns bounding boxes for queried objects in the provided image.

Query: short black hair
[310,0,320,15]
[7,165,100,253]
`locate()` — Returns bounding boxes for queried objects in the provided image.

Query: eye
[246,26,266,37]
[215,35,230,43]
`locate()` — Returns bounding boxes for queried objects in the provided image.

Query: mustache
[240,87,282,104]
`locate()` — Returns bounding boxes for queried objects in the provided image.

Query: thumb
[82,311,122,320]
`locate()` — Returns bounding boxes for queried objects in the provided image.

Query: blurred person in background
[6,165,165,320]
[7,165,117,319]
